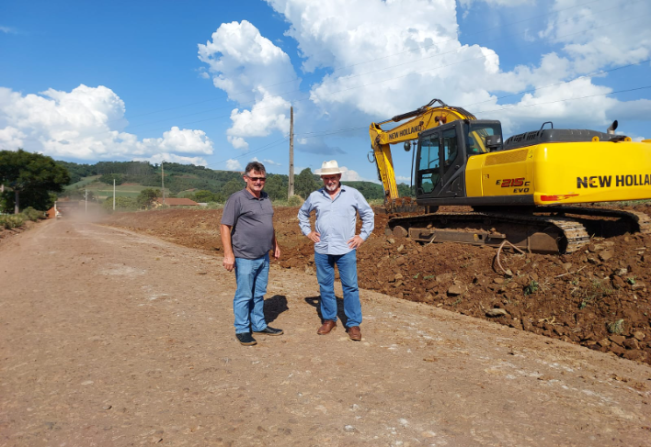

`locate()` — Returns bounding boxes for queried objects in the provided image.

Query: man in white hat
[298,160,375,341]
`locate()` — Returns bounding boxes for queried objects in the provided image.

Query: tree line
[1,152,414,213]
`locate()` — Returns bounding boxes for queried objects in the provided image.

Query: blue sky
[1,0,650,183]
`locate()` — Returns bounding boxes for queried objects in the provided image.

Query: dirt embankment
[103,204,651,365]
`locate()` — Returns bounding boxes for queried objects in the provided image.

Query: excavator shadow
[304,296,349,326]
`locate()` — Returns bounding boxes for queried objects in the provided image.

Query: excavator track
[387,211,591,254]
[387,206,651,254]
[543,206,651,235]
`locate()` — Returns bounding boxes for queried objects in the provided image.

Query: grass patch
[65,175,102,190]
[523,280,539,296]
[0,207,46,229]
[576,279,613,309]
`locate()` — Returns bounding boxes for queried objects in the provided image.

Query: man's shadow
[263,295,289,324]
[304,296,348,326]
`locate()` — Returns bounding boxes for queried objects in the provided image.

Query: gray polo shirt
[221,189,274,259]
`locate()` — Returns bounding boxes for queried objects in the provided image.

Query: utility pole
[288,106,294,198]
[161,161,166,205]
[113,179,116,211]
[84,188,88,213]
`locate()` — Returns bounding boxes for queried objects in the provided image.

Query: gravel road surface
[1,218,650,446]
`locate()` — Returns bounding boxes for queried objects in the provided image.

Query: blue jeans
[314,250,362,327]
[233,254,269,334]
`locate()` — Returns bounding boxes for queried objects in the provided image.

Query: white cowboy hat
[315,160,344,176]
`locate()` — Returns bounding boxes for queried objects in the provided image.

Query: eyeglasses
[246,176,267,182]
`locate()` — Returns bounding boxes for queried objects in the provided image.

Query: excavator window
[467,123,502,154]
[417,135,440,194]
[442,128,458,167]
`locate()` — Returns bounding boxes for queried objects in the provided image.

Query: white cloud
[459,0,533,6]
[227,87,291,144]
[0,85,214,162]
[136,153,209,166]
[261,0,651,139]
[608,98,651,122]
[141,126,213,155]
[227,136,249,150]
[263,158,281,166]
[0,126,25,149]
[541,1,651,72]
[198,20,298,150]
[266,0,477,118]
[340,166,364,182]
[226,159,243,170]
[198,20,298,104]
[0,26,17,34]
[477,77,618,134]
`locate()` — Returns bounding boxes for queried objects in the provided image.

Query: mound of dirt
[102,204,651,364]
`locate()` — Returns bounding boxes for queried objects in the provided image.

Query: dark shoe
[236,332,257,346]
[253,326,284,336]
[317,320,337,335]
[347,326,362,341]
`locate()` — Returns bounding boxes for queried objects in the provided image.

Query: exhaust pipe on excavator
[607,120,618,135]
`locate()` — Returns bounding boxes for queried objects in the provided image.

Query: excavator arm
[369,99,476,207]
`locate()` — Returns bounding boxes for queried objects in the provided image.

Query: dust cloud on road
[1,218,650,446]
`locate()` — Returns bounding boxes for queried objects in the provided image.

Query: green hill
[56,160,408,203]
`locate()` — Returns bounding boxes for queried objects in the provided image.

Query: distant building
[154,198,199,208]
[47,199,81,218]
[46,206,58,219]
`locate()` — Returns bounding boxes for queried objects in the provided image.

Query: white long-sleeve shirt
[298,185,375,255]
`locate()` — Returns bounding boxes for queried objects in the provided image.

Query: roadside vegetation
[0,207,46,230]
[0,149,70,214]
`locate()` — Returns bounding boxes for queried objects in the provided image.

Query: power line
[281,61,651,142]
[14,2,650,169]
[104,0,617,125]
[461,58,651,110]
[474,84,651,116]
[120,3,650,135]
[204,137,289,170]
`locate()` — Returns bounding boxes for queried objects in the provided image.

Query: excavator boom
[370,99,475,206]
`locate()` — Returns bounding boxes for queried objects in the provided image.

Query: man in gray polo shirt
[221,161,282,346]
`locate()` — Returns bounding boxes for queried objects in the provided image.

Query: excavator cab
[415,120,502,201]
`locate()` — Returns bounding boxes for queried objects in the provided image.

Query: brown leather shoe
[317,320,336,335]
[347,326,362,341]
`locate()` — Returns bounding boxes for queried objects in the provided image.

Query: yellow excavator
[369,99,651,253]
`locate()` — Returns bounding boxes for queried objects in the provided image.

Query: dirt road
[1,218,650,446]
[104,207,651,364]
